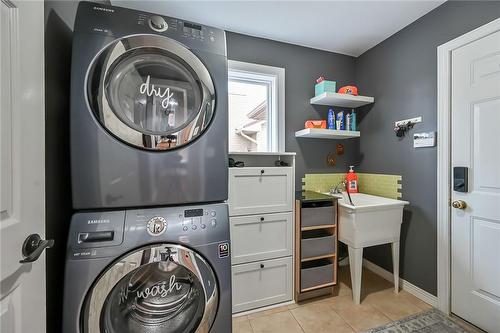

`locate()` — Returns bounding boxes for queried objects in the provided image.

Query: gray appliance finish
[62,202,231,333]
[70,2,228,209]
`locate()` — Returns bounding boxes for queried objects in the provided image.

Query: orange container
[346,166,358,193]
[305,120,327,129]
[338,85,358,96]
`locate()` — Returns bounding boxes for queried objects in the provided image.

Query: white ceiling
[112,1,445,57]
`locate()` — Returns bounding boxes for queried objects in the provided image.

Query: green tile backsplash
[302,173,402,199]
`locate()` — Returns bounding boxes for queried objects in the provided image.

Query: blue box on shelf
[315,80,336,96]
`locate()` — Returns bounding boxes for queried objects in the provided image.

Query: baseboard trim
[232,300,295,317]
[362,259,438,308]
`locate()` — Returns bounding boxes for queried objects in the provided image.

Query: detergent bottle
[346,166,358,193]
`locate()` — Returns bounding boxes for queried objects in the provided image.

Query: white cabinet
[232,257,293,313]
[228,153,295,314]
[230,212,293,265]
[228,167,293,216]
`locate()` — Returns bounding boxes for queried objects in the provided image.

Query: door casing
[436,17,500,315]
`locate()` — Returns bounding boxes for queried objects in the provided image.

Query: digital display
[184,209,204,217]
[184,22,202,31]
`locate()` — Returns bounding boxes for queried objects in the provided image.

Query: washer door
[87,35,215,150]
[83,244,218,333]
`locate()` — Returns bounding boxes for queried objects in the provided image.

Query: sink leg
[348,246,363,305]
[392,241,400,293]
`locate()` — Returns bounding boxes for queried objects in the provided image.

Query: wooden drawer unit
[230,212,293,265]
[228,167,293,216]
[232,257,293,313]
[295,196,338,302]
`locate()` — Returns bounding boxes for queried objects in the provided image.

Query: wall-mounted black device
[453,167,468,192]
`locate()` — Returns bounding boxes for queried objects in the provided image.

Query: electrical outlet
[414,131,436,148]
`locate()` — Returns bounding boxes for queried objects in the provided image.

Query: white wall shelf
[295,128,360,139]
[229,151,296,156]
[310,92,374,108]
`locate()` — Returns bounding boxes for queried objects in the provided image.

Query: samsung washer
[62,203,231,332]
[70,2,228,209]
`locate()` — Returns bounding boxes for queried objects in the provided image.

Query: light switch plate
[414,132,436,148]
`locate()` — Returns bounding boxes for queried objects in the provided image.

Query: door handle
[19,234,54,264]
[452,200,467,210]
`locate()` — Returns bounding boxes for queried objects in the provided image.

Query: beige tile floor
[233,265,437,333]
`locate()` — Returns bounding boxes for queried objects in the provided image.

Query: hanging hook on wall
[394,122,415,137]
[394,116,422,137]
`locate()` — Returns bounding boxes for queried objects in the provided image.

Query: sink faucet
[330,180,347,194]
[330,180,355,206]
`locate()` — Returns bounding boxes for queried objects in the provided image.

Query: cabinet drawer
[301,259,334,291]
[230,212,293,264]
[228,167,293,216]
[232,257,293,313]
[301,230,336,259]
[301,205,335,228]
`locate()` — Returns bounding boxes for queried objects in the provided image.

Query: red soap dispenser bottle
[346,166,358,193]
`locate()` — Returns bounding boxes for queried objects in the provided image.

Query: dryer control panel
[74,1,226,56]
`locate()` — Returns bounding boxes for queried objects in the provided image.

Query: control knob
[149,15,168,32]
[147,216,167,236]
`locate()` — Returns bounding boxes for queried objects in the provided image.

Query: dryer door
[87,35,215,150]
[83,244,218,333]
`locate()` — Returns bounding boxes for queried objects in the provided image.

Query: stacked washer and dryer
[63,2,231,332]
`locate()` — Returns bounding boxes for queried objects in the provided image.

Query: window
[228,60,285,152]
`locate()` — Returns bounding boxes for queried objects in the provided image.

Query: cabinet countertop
[296,190,338,203]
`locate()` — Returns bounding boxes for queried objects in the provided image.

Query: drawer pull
[260,217,264,222]
[260,169,265,174]
[260,263,265,269]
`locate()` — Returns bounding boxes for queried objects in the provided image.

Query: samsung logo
[87,219,110,225]
[93,6,114,13]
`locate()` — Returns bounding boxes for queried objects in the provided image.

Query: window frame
[227,60,285,153]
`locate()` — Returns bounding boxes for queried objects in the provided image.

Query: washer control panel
[68,203,228,259]
[180,208,217,232]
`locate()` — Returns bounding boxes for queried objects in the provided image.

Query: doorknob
[452,200,467,210]
[19,234,54,264]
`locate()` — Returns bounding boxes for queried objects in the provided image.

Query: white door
[0,1,47,332]
[451,29,500,333]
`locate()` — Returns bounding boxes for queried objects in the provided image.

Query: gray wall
[226,32,358,190]
[355,1,500,295]
[44,1,109,332]
[45,3,76,333]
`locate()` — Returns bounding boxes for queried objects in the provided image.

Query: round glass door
[83,244,218,333]
[87,35,216,150]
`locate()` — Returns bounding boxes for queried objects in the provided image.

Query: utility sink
[324,192,409,304]
[337,193,409,248]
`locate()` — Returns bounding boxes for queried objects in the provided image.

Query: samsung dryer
[70,2,228,209]
[62,202,231,332]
